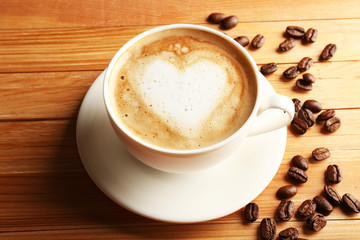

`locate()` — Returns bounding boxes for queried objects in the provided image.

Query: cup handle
[248,93,295,136]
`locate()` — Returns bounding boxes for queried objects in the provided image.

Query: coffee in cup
[104,24,294,173]
[107,28,257,150]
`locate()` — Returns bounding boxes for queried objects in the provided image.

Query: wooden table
[1,0,359,239]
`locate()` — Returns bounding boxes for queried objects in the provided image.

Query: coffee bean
[261,63,278,75]
[279,38,296,52]
[307,212,327,231]
[251,34,265,49]
[297,238,309,240]
[297,199,317,217]
[207,13,226,24]
[324,185,342,205]
[286,26,305,39]
[303,99,322,113]
[277,185,297,199]
[324,116,341,132]
[245,202,259,222]
[291,117,309,135]
[296,79,313,91]
[298,57,313,72]
[260,218,277,240]
[312,147,331,161]
[291,155,308,171]
[279,227,299,240]
[298,108,315,127]
[313,195,333,216]
[302,73,316,84]
[320,43,337,60]
[326,164,343,183]
[277,200,295,221]
[283,66,300,79]
[342,193,360,213]
[317,109,336,122]
[234,36,249,47]
[304,28,318,43]
[288,167,308,183]
[220,15,238,30]
[292,98,302,114]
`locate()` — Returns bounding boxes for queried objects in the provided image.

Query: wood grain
[0,19,359,73]
[0,61,359,120]
[0,0,359,30]
[0,170,358,232]
[0,220,359,239]
[1,0,360,239]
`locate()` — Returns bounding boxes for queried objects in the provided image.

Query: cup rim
[103,24,262,155]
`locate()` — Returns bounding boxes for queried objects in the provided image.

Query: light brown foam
[108,28,257,150]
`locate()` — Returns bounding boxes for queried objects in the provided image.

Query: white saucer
[76,70,287,223]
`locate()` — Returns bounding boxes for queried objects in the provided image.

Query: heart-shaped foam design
[136,58,228,137]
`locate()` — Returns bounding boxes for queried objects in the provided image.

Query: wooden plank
[0,170,358,234]
[0,172,155,232]
[0,71,100,120]
[266,61,360,110]
[0,0,359,30]
[0,63,359,121]
[0,119,83,173]
[0,108,358,174]
[0,19,359,73]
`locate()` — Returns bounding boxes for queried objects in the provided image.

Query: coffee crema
[108,28,256,150]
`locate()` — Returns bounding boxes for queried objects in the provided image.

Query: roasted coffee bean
[324,116,341,132]
[320,43,337,60]
[251,34,265,49]
[313,195,333,216]
[302,73,316,84]
[220,15,238,30]
[292,98,302,114]
[296,79,313,91]
[283,66,300,79]
[312,147,331,161]
[261,63,278,75]
[307,212,327,231]
[324,185,342,205]
[245,202,259,222]
[207,13,226,24]
[279,38,296,51]
[279,227,299,240]
[297,199,316,217]
[260,218,277,240]
[298,57,313,72]
[288,167,308,183]
[303,99,322,113]
[277,200,295,221]
[291,155,308,171]
[326,164,343,183]
[290,117,309,135]
[277,185,297,199]
[342,193,360,213]
[234,36,249,47]
[304,28,318,43]
[291,117,309,135]
[286,26,305,39]
[317,109,336,122]
[298,108,315,127]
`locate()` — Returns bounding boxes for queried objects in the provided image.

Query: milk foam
[109,29,256,150]
[133,55,228,137]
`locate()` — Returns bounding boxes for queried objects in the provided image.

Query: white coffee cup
[103,24,294,174]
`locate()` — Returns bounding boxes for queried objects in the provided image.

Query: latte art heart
[109,29,256,150]
[135,57,229,137]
